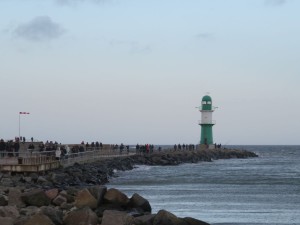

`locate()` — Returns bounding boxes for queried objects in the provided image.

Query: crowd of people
[173,143,196,151]
[0,138,20,157]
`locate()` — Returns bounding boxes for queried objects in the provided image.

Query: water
[108,146,300,225]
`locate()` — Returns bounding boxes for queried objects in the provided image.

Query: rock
[182,217,211,225]
[0,217,14,225]
[24,213,55,225]
[19,206,39,216]
[21,189,51,207]
[153,209,186,225]
[104,188,129,207]
[1,178,13,187]
[74,188,97,209]
[101,210,133,225]
[131,214,156,225]
[88,185,107,206]
[63,206,98,225]
[59,190,74,203]
[8,187,25,208]
[0,194,8,206]
[40,206,63,225]
[45,189,59,201]
[0,206,20,218]
[52,195,67,206]
[129,193,151,213]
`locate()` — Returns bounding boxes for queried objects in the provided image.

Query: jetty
[0,142,133,173]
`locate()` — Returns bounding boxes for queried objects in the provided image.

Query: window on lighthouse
[207,101,211,104]
[202,101,206,104]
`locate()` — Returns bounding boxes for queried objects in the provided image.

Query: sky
[0,0,299,145]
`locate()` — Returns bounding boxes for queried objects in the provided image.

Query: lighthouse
[198,95,216,147]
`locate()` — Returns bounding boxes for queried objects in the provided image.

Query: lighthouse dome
[202,95,212,102]
[201,95,212,110]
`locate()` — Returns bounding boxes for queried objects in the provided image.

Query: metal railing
[0,148,135,168]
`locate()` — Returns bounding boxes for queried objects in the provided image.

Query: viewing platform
[0,144,135,173]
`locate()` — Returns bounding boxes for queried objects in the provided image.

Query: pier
[0,143,134,173]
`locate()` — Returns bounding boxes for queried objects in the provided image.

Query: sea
[107,145,300,225]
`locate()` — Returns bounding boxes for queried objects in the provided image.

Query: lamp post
[19,112,30,141]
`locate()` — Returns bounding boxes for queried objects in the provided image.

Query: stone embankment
[0,148,258,225]
[0,185,210,225]
[0,149,258,189]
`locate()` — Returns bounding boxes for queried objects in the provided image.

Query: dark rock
[129,193,151,213]
[0,194,8,206]
[0,217,14,225]
[153,209,186,225]
[40,206,63,225]
[182,217,211,225]
[104,188,129,207]
[21,189,51,207]
[0,206,20,218]
[23,213,55,225]
[101,210,133,225]
[63,206,98,225]
[88,185,107,206]
[74,188,97,209]
[131,214,156,225]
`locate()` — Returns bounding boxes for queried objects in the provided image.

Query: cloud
[195,33,214,40]
[13,16,65,42]
[264,0,288,6]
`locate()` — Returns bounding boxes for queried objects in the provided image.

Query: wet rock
[131,214,156,225]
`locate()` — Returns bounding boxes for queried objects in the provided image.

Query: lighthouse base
[196,144,216,150]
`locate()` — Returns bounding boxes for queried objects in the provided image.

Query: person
[0,139,6,157]
[31,137,34,142]
[55,147,61,160]
[14,140,20,157]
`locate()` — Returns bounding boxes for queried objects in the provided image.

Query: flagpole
[19,112,21,140]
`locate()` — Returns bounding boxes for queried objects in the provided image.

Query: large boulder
[74,188,97,209]
[182,217,210,225]
[131,214,156,225]
[129,193,151,213]
[101,210,133,225]
[40,206,63,225]
[0,217,14,225]
[21,189,51,207]
[8,188,25,208]
[0,194,8,206]
[63,207,98,225]
[104,188,129,207]
[88,185,107,206]
[24,213,55,225]
[0,206,20,218]
[153,210,186,225]
[45,189,59,201]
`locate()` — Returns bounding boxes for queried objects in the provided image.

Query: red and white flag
[19,112,30,114]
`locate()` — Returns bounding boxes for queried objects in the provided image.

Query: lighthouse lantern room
[198,95,216,148]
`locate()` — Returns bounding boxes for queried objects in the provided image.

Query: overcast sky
[0,0,299,145]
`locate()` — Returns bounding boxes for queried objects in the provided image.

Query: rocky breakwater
[0,185,210,225]
[0,149,258,189]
